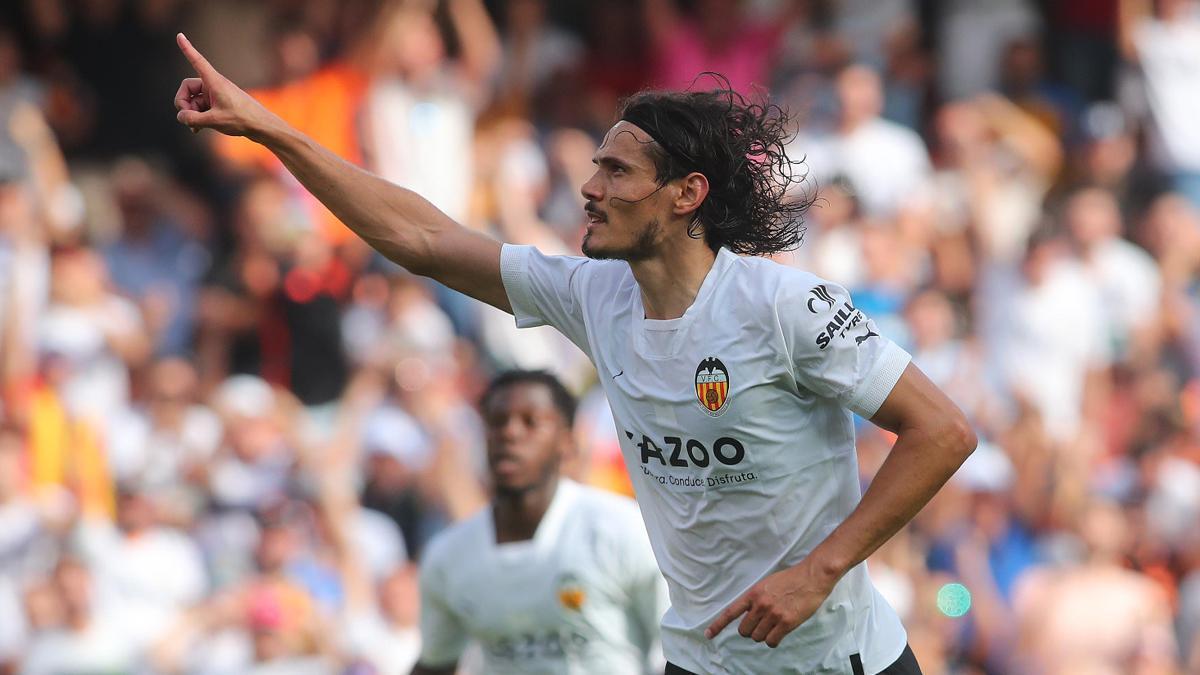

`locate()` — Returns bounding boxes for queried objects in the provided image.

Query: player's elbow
[940,409,977,465]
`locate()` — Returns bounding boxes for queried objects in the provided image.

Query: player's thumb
[176,109,209,130]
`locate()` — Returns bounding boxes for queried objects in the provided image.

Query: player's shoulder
[519,244,634,292]
[569,481,640,519]
[728,253,840,303]
[566,482,649,542]
[420,507,491,572]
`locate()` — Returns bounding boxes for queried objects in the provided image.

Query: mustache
[584,202,607,220]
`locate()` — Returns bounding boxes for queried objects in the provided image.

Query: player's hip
[665,642,922,675]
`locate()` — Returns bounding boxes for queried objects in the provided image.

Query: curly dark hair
[617,75,814,256]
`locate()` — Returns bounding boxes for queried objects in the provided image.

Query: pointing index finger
[176,33,217,79]
[705,594,751,640]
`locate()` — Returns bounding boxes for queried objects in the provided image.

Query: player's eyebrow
[592,154,635,172]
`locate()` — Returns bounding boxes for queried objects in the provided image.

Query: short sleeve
[416,554,468,668]
[500,244,591,354]
[782,282,911,419]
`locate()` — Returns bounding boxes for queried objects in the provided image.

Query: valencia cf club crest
[695,357,731,417]
[556,572,586,611]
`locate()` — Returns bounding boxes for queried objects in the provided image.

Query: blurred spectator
[75,482,207,653]
[1141,193,1200,380]
[1013,499,1179,673]
[491,0,582,117]
[981,230,1112,443]
[101,157,209,356]
[0,174,51,399]
[903,288,991,428]
[106,358,222,515]
[205,375,295,514]
[1063,186,1162,361]
[936,0,1041,99]
[212,16,369,246]
[830,0,916,71]
[1123,0,1200,207]
[196,177,290,391]
[929,94,1062,263]
[359,398,437,557]
[0,426,60,586]
[643,0,803,94]
[1069,101,1162,221]
[359,0,500,341]
[37,246,149,427]
[361,0,499,226]
[475,123,593,388]
[20,557,139,675]
[790,177,864,287]
[999,36,1085,141]
[795,63,932,218]
[340,565,421,675]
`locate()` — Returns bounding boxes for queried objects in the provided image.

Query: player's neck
[492,476,559,544]
[629,242,718,321]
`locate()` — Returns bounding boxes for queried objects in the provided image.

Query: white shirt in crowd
[1135,8,1200,173]
[981,260,1111,442]
[501,245,911,674]
[76,520,208,649]
[107,404,223,486]
[342,615,421,675]
[795,118,932,217]
[19,617,137,675]
[37,295,144,427]
[364,75,475,224]
[1082,237,1162,356]
[418,479,667,675]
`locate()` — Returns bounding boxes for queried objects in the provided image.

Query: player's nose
[496,416,526,442]
[580,171,603,202]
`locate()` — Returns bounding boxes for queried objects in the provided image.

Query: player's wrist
[802,546,851,589]
[245,109,286,145]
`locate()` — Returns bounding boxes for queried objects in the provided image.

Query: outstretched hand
[173,33,273,138]
[704,558,840,648]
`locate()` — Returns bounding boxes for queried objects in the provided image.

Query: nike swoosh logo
[612,370,624,380]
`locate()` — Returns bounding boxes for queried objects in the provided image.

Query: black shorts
[665,643,923,675]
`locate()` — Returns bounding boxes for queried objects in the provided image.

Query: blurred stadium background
[0,0,1199,673]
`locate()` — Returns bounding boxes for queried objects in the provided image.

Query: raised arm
[643,0,681,51]
[172,33,510,312]
[446,0,501,87]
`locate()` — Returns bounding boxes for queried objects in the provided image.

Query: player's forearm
[254,119,449,276]
[805,417,976,581]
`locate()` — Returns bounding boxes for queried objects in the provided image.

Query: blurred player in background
[173,31,975,674]
[412,370,666,674]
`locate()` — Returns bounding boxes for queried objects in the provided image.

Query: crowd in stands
[0,0,1199,672]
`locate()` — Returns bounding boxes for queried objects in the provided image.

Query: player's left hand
[704,558,839,648]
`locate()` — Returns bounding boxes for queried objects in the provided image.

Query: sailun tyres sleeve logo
[814,300,875,350]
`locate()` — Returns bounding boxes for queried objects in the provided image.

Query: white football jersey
[416,479,668,674]
[501,244,912,674]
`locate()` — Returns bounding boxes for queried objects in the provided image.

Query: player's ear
[673,172,709,218]
[557,429,583,478]
[559,428,578,460]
